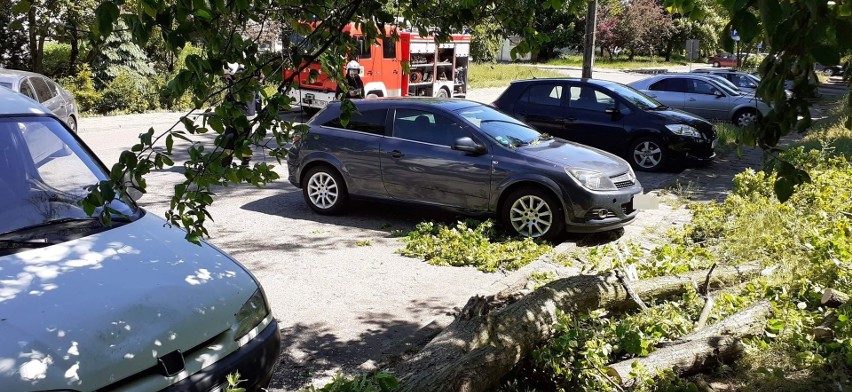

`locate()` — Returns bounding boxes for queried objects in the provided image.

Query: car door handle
[688,98,697,101]
[367,70,374,76]
[393,69,398,74]
[389,150,404,158]
[647,94,657,98]
[560,117,576,124]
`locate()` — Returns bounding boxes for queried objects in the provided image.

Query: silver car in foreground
[629,74,771,127]
[0,69,79,132]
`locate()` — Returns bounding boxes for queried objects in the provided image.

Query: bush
[99,69,159,114]
[59,64,102,113]
[42,42,72,78]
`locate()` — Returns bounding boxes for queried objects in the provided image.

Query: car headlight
[567,168,617,191]
[665,124,701,138]
[233,289,270,340]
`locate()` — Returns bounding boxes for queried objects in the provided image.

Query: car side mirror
[452,137,486,155]
[605,106,618,115]
[714,90,724,97]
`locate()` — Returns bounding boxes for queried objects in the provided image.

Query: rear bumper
[162,320,281,392]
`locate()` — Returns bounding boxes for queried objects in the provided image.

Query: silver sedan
[0,69,79,132]
[629,74,771,127]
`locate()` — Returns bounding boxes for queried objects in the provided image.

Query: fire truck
[285,24,471,110]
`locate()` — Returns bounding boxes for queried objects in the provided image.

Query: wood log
[606,301,773,388]
[391,263,761,392]
[821,288,849,308]
[813,312,839,342]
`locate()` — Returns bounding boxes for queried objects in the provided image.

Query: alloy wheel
[632,140,662,169]
[509,195,553,238]
[307,172,339,209]
[736,111,758,127]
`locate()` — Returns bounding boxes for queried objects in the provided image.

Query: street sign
[731,29,741,42]
[686,39,700,62]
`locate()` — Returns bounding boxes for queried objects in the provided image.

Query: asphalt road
[73,68,727,389]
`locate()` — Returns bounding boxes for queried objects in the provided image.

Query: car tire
[733,109,760,127]
[500,186,564,241]
[628,136,667,172]
[67,116,77,133]
[302,165,349,215]
[824,68,835,77]
[436,88,450,99]
[713,61,721,67]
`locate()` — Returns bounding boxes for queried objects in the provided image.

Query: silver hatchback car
[629,74,771,127]
[0,69,79,132]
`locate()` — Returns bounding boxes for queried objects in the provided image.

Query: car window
[0,82,11,89]
[355,36,372,59]
[648,78,687,92]
[19,81,38,101]
[520,84,563,107]
[688,79,721,95]
[392,109,466,146]
[729,74,754,88]
[29,77,56,103]
[568,86,615,112]
[599,82,662,110]
[322,109,387,135]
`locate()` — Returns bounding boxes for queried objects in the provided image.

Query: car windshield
[0,116,138,245]
[599,81,664,110]
[704,75,741,95]
[454,106,544,147]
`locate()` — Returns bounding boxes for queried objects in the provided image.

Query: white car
[0,88,280,391]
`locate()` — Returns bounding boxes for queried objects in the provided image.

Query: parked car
[815,63,844,77]
[287,98,643,240]
[0,69,79,132]
[707,53,738,68]
[491,78,716,172]
[0,88,280,391]
[629,74,771,127]
[691,69,759,92]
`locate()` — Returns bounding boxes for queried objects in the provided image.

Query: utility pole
[582,0,597,78]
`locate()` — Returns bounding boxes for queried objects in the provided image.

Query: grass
[546,54,688,70]
[468,63,566,88]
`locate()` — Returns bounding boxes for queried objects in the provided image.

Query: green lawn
[546,54,688,70]
[468,63,566,88]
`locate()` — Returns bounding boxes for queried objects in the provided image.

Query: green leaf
[166,134,174,154]
[95,2,120,39]
[195,9,212,21]
[11,0,30,14]
[812,44,840,66]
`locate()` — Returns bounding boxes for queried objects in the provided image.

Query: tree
[595,4,621,59]
[615,0,675,60]
[0,0,31,69]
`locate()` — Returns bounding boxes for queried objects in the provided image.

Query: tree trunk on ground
[391,264,762,392]
[606,301,773,388]
[822,289,849,308]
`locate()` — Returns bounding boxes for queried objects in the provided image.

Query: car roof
[0,86,50,116]
[507,77,622,87]
[0,69,41,79]
[325,97,483,111]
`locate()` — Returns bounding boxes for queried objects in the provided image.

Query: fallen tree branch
[822,288,849,308]
[606,301,773,388]
[617,269,648,311]
[391,263,762,392]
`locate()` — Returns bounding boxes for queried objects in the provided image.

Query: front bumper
[666,135,716,162]
[163,320,281,392]
[563,184,642,233]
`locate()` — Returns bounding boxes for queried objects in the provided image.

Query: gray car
[287,98,643,240]
[691,69,760,93]
[629,74,771,127]
[0,69,79,132]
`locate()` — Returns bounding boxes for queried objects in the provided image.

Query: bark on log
[821,289,849,308]
[606,301,773,388]
[813,312,840,342]
[391,264,761,392]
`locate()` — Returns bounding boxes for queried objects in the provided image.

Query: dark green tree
[0,0,31,69]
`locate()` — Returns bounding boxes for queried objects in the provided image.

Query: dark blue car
[287,98,643,240]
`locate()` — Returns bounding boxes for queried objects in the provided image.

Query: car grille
[611,172,636,189]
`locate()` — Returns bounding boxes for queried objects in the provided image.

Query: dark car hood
[518,138,629,176]
[649,108,713,129]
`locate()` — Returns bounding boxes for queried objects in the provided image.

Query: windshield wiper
[0,238,59,249]
[0,216,131,238]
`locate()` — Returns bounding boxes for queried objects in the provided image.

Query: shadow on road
[270,298,453,390]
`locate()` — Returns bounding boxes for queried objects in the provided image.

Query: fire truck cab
[285,24,471,110]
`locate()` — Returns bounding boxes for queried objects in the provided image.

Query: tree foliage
[0,0,31,69]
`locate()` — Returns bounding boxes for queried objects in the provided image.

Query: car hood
[518,138,629,176]
[648,108,713,129]
[0,213,258,391]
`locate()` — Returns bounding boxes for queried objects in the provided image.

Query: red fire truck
[285,24,471,110]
